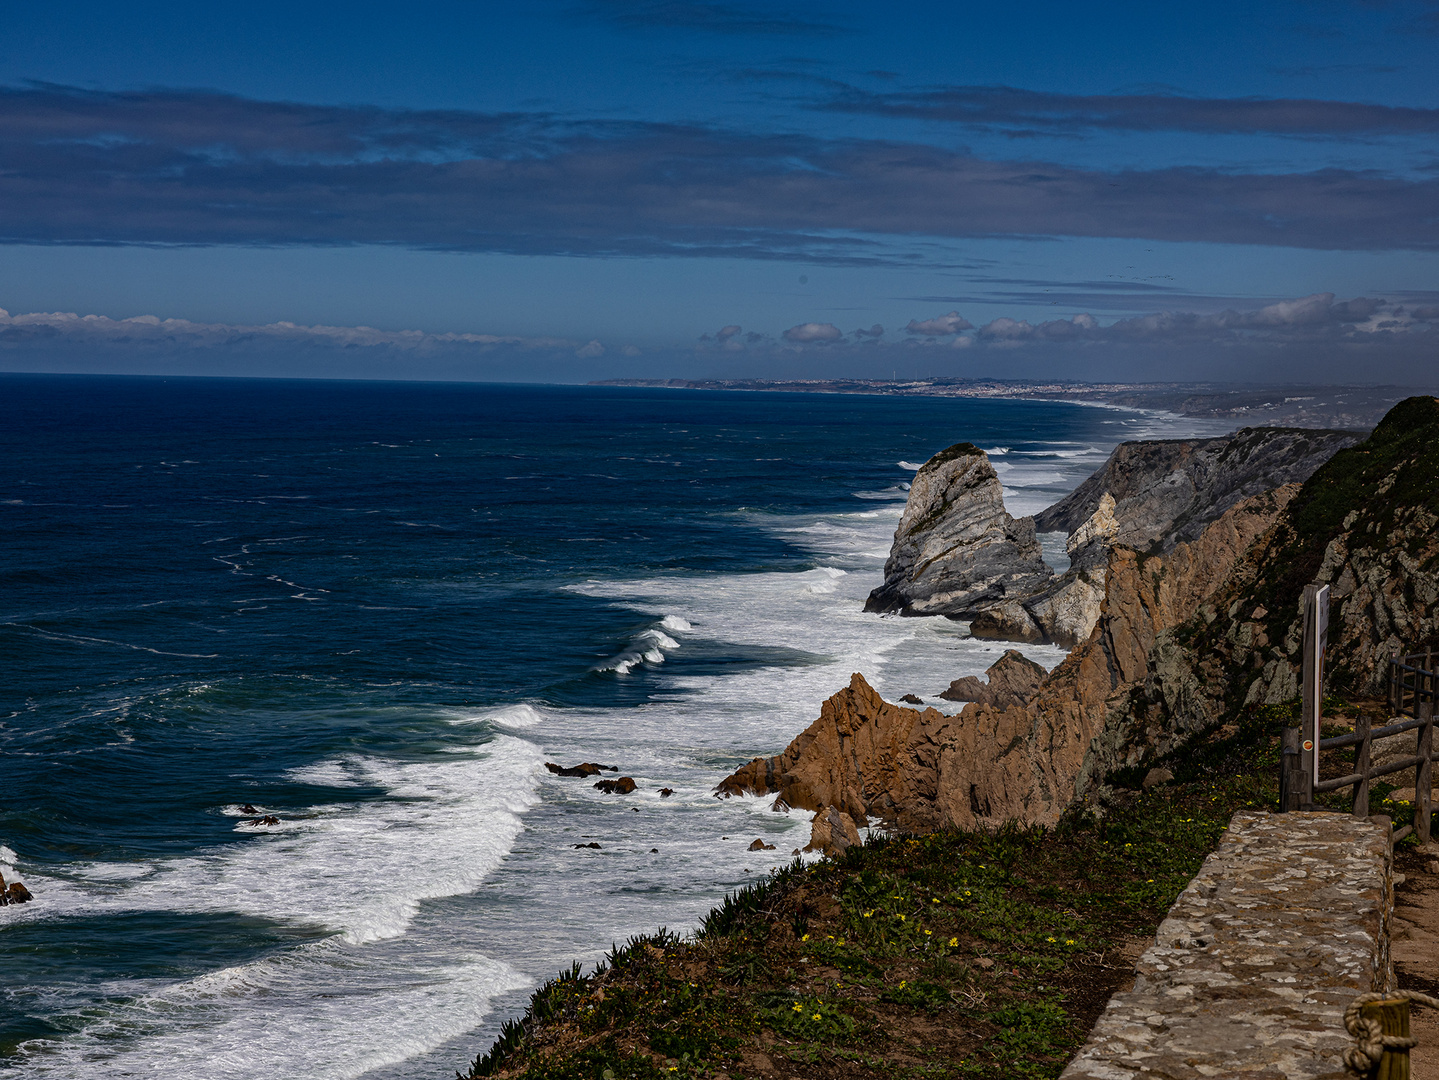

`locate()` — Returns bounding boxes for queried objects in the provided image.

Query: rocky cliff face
[868,426,1355,648]
[1033,426,1361,551]
[1131,396,1439,727]
[864,443,1052,616]
[720,484,1300,830]
[725,398,1439,835]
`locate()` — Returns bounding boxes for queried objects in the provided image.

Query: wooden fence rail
[1280,652,1439,845]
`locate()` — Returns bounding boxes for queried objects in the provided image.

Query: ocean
[0,375,1235,1079]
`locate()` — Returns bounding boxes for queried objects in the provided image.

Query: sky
[0,0,1436,385]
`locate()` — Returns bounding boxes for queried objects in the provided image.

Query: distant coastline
[589,377,1424,431]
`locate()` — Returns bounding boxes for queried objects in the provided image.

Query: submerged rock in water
[241,815,281,827]
[864,444,1052,617]
[595,776,637,794]
[940,650,1048,709]
[547,762,618,777]
[574,842,601,849]
[658,787,675,797]
[900,694,924,705]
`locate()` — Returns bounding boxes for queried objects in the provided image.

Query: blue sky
[0,0,1436,383]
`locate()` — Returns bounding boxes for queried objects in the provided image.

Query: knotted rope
[1344,990,1439,1074]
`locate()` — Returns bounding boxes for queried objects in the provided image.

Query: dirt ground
[1392,843,1439,1078]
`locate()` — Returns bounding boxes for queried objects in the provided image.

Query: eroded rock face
[1033,426,1360,552]
[719,486,1298,830]
[805,806,861,856]
[940,649,1048,709]
[864,444,1052,617]
[1126,397,1439,733]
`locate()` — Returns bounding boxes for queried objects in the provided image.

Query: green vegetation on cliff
[459,753,1278,1080]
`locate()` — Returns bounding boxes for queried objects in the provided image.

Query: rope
[1344,990,1439,1074]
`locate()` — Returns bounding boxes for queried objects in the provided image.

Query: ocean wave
[445,703,547,729]
[5,937,530,1080]
[851,484,911,501]
[896,461,922,471]
[28,736,545,946]
[595,624,683,675]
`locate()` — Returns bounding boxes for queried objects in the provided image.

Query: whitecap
[896,461,923,470]
[446,703,546,730]
[595,626,682,675]
[659,615,692,633]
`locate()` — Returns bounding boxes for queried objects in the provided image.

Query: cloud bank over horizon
[4,291,1434,385]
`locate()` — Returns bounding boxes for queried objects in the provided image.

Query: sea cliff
[725,397,1438,833]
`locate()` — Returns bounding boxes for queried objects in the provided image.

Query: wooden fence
[1281,651,1439,843]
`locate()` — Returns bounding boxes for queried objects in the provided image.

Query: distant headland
[589,378,1427,431]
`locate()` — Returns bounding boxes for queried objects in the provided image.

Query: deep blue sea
[0,375,1233,1079]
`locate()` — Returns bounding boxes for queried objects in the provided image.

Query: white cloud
[905,311,973,336]
[575,339,605,358]
[0,307,576,352]
[782,321,842,342]
[978,316,1035,340]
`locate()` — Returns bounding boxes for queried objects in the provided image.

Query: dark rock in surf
[547,762,618,777]
[900,694,924,705]
[238,804,261,815]
[658,787,675,797]
[575,842,601,849]
[0,874,32,905]
[748,838,776,851]
[241,815,281,826]
[595,777,637,795]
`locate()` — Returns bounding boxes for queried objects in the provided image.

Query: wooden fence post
[1279,728,1301,812]
[1418,701,1434,847]
[1362,997,1412,1080]
[1354,713,1372,818]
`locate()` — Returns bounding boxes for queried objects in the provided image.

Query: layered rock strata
[1062,810,1393,1080]
[1034,425,1361,551]
[724,398,1439,835]
[720,484,1298,829]
[863,444,1051,617]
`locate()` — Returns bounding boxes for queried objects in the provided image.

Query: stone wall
[1061,810,1393,1080]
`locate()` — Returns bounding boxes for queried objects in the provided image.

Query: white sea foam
[8,938,531,1080]
[446,702,547,729]
[36,736,544,945]
[896,460,922,470]
[660,615,692,633]
[596,625,683,674]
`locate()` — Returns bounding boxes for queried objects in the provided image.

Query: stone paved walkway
[1061,810,1392,1080]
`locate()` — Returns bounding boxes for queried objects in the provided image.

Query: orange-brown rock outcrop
[719,484,1299,830]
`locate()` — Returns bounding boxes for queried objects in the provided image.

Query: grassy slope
[458,710,1286,1080]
